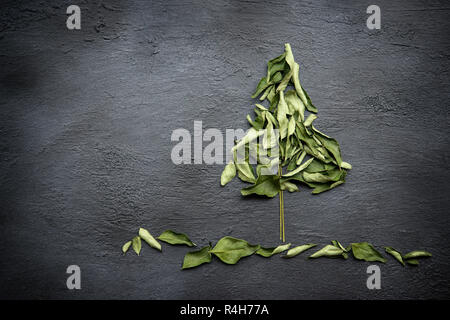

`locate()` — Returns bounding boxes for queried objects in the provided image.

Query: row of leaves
[220,43,352,197]
[123,228,431,269]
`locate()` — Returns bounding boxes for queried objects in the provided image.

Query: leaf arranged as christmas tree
[220,43,352,240]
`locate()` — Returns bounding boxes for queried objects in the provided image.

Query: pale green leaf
[132,236,141,255]
[122,240,132,254]
[139,228,161,251]
[236,162,256,184]
[283,244,317,258]
[384,247,405,266]
[266,52,286,82]
[296,150,307,165]
[283,157,314,177]
[280,181,299,192]
[240,173,280,198]
[285,90,305,121]
[341,161,352,170]
[304,114,317,127]
[288,116,296,137]
[312,180,345,194]
[221,161,236,186]
[309,245,345,258]
[402,250,432,260]
[406,259,419,266]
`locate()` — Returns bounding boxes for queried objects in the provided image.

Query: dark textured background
[1,0,449,299]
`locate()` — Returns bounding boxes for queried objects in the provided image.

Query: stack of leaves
[122,228,431,270]
[221,44,352,242]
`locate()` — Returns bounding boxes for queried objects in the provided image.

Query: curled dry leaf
[139,228,161,251]
[309,245,345,259]
[283,244,317,258]
[122,241,132,254]
[256,243,291,257]
[351,242,386,263]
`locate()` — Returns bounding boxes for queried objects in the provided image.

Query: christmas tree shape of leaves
[221,44,352,242]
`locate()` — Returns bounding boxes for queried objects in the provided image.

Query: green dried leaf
[285,90,305,121]
[122,240,132,254]
[158,230,195,247]
[266,53,286,82]
[313,127,343,167]
[304,114,317,127]
[351,242,386,263]
[210,236,260,264]
[287,116,296,137]
[402,250,432,260]
[290,60,317,113]
[385,247,405,266]
[232,128,264,153]
[283,157,314,177]
[241,173,280,198]
[221,161,236,186]
[280,181,299,192]
[341,161,352,170]
[182,245,212,269]
[309,245,345,259]
[283,244,317,258]
[312,180,345,194]
[236,162,256,184]
[260,85,273,101]
[256,243,291,257]
[303,171,336,183]
[406,259,419,266]
[252,77,270,99]
[139,228,161,251]
[331,240,349,252]
[277,91,289,139]
[132,236,141,256]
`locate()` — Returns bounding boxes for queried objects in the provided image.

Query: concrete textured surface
[0,0,449,299]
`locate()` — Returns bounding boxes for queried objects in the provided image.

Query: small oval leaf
[132,236,141,256]
[256,243,291,257]
[122,240,132,254]
[210,236,259,264]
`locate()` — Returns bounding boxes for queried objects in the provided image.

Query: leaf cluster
[122,230,431,270]
[221,43,352,197]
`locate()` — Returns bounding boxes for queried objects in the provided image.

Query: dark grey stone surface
[1,0,449,299]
